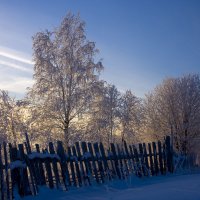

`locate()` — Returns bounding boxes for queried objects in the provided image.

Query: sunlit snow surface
[22,173,200,200]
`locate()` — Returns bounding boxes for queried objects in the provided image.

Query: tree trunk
[64,120,70,147]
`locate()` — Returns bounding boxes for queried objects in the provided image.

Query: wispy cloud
[0,46,34,97]
[0,60,32,72]
[0,50,34,65]
[0,76,34,94]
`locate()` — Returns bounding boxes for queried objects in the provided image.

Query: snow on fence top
[9,160,27,170]
[28,152,60,160]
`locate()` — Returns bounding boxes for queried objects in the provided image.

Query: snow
[70,155,78,162]
[28,152,60,160]
[82,152,91,159]
[9,160,26,170]
[23,173,200,200]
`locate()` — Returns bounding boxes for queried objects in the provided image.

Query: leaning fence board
[148,143,154,176]
[139,143,146,176]
[133,145,142,177]
[123,141,131,176]
[165,136,173,173]
[81,142,92,185]
[18,144,32,196]
[49,142,60,188]
[67,146,77,187]
[75,142,88,186]
[42,149,54,189]
[143,143,149,174]
[152,142,159,175]
[93,143,105,183]
[120,144,129,177]
[24,142,38,195]
[72,146,82,187]
[0,144,5,200]
[88,143,99,183]
[158,141,164,174]
[116,144,125,179]
[56,141,69,190]
[35,144,46,186]
[162,142,167,173]
[9,144,18,199]
[110,143,121,179]
[129,145,136,173]
[3,142,10,199]
[99,142,111,180]
[82,142,92,174]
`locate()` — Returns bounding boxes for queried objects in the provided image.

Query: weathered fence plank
[110,143,121,179]
[143,143,149,175]
[49,142,60,188]
[87,143,99,183]
[56,141,69,190]
[35,144,46,186]
[81,142,92,185]
[3,142,11,199]
[158,141,164,174]
[72,146,82,187]
[67,146,77,187]
[152,142,159,175]
[165,136,173,173]
[0,144,5,200]
[148,143,154,176]
[93,143,105,183]
[18,144,32,196]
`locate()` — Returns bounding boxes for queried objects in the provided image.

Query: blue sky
[0,0,200,98]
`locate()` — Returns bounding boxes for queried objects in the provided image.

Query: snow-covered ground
[23,173,200,200]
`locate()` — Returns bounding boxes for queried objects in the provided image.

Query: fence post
[110,143,121,179]
[158,141,164,174]
[99,143,111,180]
[76,142,90,186]
[67,146,77,187]
[93,143,105,183]
[117,144,125,179]
[148,143,154,176]
[81,142,92,185]
[123,141,130,176]
[49,142,60,188]
[0,144,4,200]
[72,146,82,187]
[42,148,54,189]
[143,143,149,175]
[152,142,159,175]
[3,142,10,199]
[35,144,46,186]
[56,141,69,190]
[88,143,99,183]
[165,136,173,173]
[18,144,32,196]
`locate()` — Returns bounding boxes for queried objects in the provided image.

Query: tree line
[0,13,200,154]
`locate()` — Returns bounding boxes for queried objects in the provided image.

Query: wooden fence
[0,136,173,199]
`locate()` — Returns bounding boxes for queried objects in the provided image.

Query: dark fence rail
[0,136,174,199]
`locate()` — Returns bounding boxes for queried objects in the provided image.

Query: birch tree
[119,90,143,143]
[145,74,200,154]
[86,83,120,146]
[0,90,23,144]
[29,13,103,145]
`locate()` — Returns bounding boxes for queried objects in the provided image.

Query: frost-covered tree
[85,83,120,146]
[144,74,200,154]
[0,90,23,144]
[29,13,103,145]
[119,90,143,143]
